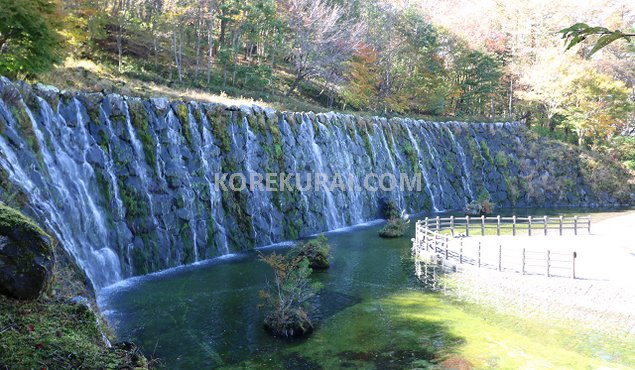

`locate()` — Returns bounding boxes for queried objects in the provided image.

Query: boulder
[0,204,54,300]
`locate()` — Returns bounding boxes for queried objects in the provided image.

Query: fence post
[498,244,502,271]
[574,216,578,235]
[559,216,563,236]
[478,242,481,268]
[445,236,449,259]
[414,223,418,250]
[522,248,526,275]
[435,233,439,253]
[423,229,428,250]
[424,217,429,229]
[459,246,463,264]
[466,216,470,236]
[411,237,415,256]
[546,250,550,277]
[481,215,485,236]
[450,216,455,237]
[528,215,532,236]
[497,215,501,236]
[587,216,591,234]
[435,216,440,232]
[512,215,516,236]
[544,215,548,236]
[572,251,576,279]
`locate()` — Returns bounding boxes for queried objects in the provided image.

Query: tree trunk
[207,0,215,84]
[114,0,125,73]
[508,78,514,118]
[270,28,278,95]
[231,33,239,87]
[286,72,304,97]
[117,32,123,72]
[173,24,182,82]
[222,58,228,87]
[195,8,202,79]
[218,12,227,51]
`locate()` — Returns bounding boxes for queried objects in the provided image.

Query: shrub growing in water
[290,234,331,270]
[378,199,410,238]
[380,198,400,220]
[378,219,408,238]
[259,253,321,338]
[464,199,494,216]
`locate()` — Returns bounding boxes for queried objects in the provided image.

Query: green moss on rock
[207,109,231,153]
[495,151,508,168]
[0,294,148,369]
[128,101,157,174]
[174,103,193,147]
[0,203,54,300]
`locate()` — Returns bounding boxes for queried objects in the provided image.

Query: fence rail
[412,215,585,280]
[420,214,591,237]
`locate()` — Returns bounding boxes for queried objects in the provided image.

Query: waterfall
[331,119,364,224]
[0,78,613,290]
[306,117,340,229]
[404,123,439,212]
[198,106,230,255]
[446,125,475,202]
[418,123,447,211]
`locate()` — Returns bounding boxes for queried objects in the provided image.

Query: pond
[99,208,635,369]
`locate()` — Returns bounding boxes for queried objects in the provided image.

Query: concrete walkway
[451,211,635,281]
[445,211,635,335]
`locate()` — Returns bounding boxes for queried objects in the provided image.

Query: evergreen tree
[0,0,62,78]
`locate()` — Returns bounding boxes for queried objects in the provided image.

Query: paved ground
[443,211,635,335]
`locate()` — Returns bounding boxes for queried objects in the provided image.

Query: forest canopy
[0,0,633,158]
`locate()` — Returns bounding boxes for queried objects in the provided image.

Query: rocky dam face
[0,77,631,289]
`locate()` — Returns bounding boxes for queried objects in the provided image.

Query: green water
[99,210,635,369]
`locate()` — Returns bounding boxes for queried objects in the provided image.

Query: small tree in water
[289,234,331,270]
[464,198,494,216]
[259,253,321,338]
[378,199,410,238]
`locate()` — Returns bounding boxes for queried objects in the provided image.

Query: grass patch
[230,291,634,369]
[0,295,148,369]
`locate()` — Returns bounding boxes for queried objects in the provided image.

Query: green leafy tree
[518,52,582,130]
[0,0,62,78]
[289,234,331,270]
[561,70,633,146]
[449,48,502,116]
[560,23,635,57]
[259,252,321,338]
[605,136,635,170]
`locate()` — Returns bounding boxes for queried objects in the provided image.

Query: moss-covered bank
[0,295,148,369]
[0,204,149,369]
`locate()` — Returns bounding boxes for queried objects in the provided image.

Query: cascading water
[306,118,341,229]
[418,123,448,210]
[378,122,405,212]
[445,125,475,202]
[196,106,230,255]
[404,123,439,212]
[0,78,614,290]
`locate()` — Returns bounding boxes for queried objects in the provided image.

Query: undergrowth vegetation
[258,253,321,339]
[0,295,149,369]
[289,234,331,270]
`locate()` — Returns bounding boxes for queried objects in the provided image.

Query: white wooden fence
[420,215,591,237]
[412,215,588,281]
